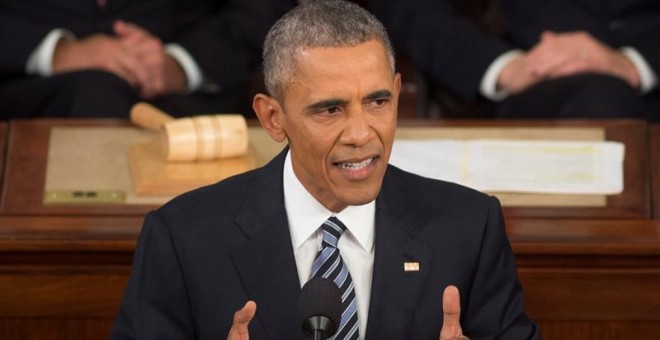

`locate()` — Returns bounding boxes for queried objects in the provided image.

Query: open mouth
[335,156,378,170]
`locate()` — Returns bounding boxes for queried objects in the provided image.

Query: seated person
[112,1,539,339]
[371,0,660,120]
[0,0,294,119]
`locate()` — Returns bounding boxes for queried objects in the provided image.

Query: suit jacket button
[609,20,625,31]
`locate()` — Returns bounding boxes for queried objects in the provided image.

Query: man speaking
[112,1,539,339]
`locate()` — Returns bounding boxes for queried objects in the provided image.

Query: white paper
[389,139,624,194]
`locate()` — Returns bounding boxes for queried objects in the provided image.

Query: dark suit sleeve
[112,211,195,339]
[0,13,54,75]
[171,0,295,93]
[463,197,540,339]
[629,31,660,86]
[369,0,512,99]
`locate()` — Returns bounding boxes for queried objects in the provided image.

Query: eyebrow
[305,90,393,113]
[363,90,392,101]
[305,98,348,113]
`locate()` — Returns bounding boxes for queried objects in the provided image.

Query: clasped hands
[226,285,469,340]
[52,20,186,99]
[498,30,641,95]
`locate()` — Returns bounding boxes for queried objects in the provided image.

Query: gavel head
[161,114,249,162]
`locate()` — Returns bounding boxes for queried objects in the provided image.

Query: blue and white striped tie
[310,216,360,340]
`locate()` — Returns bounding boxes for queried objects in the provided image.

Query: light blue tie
[311,216,359,340]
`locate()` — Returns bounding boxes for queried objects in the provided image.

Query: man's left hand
[439,285,469,340]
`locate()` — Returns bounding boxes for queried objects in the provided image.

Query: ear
[393,72,402,99]
[392,72,402,118]
[253,93,287,143]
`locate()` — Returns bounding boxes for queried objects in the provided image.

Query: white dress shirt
[283,150,375,339]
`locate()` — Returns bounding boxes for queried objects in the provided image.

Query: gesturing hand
[227,301,257,340]
[439,285,469,340]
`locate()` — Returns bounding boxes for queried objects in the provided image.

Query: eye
[316,105,342,116]
[366,97,390,109]
[326,106,340,114]
[374,98,388,106]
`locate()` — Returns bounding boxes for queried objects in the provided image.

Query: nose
[340,105,373,147]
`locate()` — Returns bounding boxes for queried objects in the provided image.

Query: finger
[539,30,557,41]
[112,47,153,94]
[113,20,142,37]
[541,59,592,79]
[134,49,166,98]
[144,53,166,96]
[227,301,257,339]
[101,58,140,88]
[114,20,152,47]
[110,21,165,97]
[527,46,574,77]
[439,285,464,339]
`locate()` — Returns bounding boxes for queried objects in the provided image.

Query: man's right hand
[497,53,539,95]
[227,301,257,340]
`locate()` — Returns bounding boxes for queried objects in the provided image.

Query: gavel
[130,102,249,162]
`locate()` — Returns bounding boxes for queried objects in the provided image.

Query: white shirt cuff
[165,44,203,92]
[26,29,75,76]
[480,50,524,101]
[620,47,658,94]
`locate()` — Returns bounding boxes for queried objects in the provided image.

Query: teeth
[339,157,374,170]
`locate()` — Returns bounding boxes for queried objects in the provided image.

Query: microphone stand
[313,330,327,340]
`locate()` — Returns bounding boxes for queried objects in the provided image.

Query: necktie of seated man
[310,216,360,340]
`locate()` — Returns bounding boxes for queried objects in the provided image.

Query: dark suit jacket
[371,0,660,100]
[112,148,539,339]
[0,0,293,91]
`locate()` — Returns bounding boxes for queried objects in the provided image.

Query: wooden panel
[508,219,660,337]
[0,123,7,193]
[535,321,660,340]
[0,216,142,252]
[0,274,129,317]
[1,319,115,340]
[0,216,136,339]
[652,124,660,219]
[507,219,660,257]
[520,269,660,320]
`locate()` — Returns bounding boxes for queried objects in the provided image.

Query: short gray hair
[262,0,396,100]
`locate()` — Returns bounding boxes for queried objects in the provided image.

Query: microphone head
[297,277,342,338]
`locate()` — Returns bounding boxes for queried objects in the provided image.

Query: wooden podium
[0,119,659,339]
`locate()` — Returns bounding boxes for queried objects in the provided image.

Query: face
[255,39,401,212]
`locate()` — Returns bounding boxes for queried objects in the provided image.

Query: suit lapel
[366,167,434,339]
[230,148,307,339]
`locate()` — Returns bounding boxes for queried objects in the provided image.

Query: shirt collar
[283,150,375,253]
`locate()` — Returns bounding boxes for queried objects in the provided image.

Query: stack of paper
[389,139,624,194]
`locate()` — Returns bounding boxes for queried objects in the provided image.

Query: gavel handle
[130,102,175,131]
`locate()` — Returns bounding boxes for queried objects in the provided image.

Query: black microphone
[297,277,342,340]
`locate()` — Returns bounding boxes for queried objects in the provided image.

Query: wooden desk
[0,119,658,340]
[652,124,660,219]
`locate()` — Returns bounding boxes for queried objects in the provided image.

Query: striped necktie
[311,216,360,340]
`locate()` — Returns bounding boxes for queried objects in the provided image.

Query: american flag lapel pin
[404,261,420,272]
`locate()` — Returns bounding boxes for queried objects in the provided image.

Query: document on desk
[389,139,624,194]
